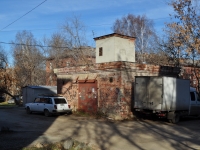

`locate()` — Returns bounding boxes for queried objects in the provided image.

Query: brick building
[47,33,200,120]
[46,46,95,86]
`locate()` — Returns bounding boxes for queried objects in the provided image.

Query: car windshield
[54,98,67,104]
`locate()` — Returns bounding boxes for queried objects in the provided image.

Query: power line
[0,0,47,31]
[0,41,95,49]
[0,41,70,49]
[0,28,58,32]
[0,17,171,33]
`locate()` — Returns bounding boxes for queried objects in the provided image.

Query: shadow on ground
[0,107,200,150]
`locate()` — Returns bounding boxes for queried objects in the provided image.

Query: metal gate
[78,82,98,113]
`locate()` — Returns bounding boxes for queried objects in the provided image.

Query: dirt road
[0,107,200,150]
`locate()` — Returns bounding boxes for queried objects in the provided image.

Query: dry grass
[0,101,16,106]
[22,141,94,150]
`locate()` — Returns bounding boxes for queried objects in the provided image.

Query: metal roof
[93,33,136,40]
[23,86,57,89]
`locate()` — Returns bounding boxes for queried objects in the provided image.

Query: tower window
[99,47,103,56]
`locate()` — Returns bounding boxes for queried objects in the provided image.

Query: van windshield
[54,98,67,104]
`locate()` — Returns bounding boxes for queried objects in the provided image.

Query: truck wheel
[26,107,32,114]
[44,109,50,117]
[171,113,180,124]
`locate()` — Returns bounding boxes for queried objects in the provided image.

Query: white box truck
[134,76,200,123]
[22,86,57,106]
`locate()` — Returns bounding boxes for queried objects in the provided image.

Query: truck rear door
[148,77,162,110]
[134,77,149,109]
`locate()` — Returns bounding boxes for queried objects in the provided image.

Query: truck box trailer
[134,76,200,123]
[22,86,57,106]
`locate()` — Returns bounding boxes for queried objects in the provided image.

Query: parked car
[25,96,72,117]
[7,98,15,104]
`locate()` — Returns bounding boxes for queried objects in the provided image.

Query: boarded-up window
[99,47,103,56]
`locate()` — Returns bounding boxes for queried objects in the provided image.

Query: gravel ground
[1,107,200,150]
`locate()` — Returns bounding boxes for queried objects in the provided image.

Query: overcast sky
[0,0,174,62]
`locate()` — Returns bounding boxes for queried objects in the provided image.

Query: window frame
[99,47,103,56]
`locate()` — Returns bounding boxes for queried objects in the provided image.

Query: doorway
[78,82,98,113]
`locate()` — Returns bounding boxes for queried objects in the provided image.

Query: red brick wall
[54,62,197,120]
[46,57,95,86]
[181,66,200,89]
[97,72,122,118]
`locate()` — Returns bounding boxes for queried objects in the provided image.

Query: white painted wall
[95,36,135,63]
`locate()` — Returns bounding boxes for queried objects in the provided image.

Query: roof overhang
[93,33,136,41]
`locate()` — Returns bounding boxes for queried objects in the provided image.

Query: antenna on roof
[92,30,95,38]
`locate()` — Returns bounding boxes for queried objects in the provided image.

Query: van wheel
[26,107,32,114]
[171,113,180,124]
[44,109,50,117]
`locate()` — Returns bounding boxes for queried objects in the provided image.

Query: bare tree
[112,14,159,63]
[143,51,170,65]
[12,31,46,87]
[47,16,95,68]
[0,45,7,69]
[163,0,200,64]
[61,16,94,66]
[46,32,69,68]
[48,33,68,59]
[160,28,185,66]
[45,16,95,85]
[62,16,87,49]
[162,0,200,89]
[45,32,70,85]
[0,45,18,102]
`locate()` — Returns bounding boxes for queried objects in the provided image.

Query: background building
[46,33,198,120]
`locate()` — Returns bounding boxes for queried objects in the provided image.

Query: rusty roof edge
[93,33,136,40]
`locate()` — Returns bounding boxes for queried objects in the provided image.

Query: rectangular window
[99,47,103,56]
[54,98,67,104]
[43,98,51,104]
